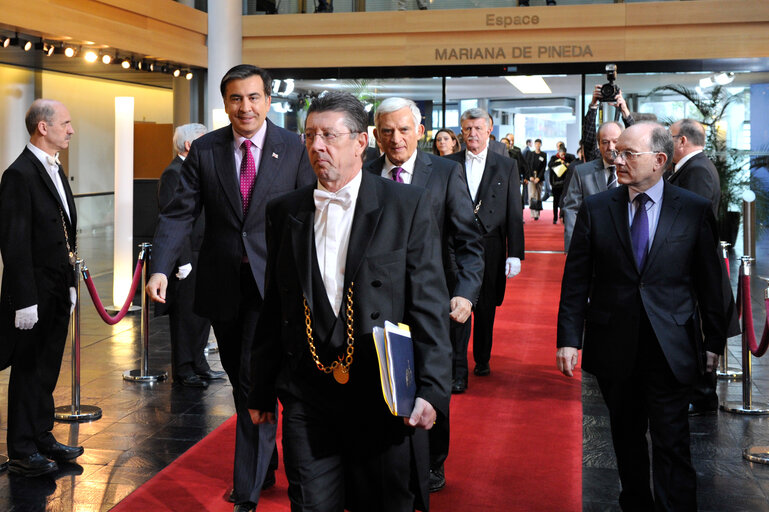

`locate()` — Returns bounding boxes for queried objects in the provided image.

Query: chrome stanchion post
[123,243,167,382]
[721,256,769,415]
[743,278,769,463]
[55,258,102,421]
[718,241,742,380]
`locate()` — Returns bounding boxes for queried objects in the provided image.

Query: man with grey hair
[365,96,483,492]
[447,108,524,384]
[156,123,225,388]
[0,99,83,476]
[558,122,726,510]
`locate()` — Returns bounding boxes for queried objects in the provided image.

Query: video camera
[599,64,620,102]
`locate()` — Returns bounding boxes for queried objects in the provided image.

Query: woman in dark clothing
[548,144,576,224]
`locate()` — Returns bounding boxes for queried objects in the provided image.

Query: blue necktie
[630,193,650,270]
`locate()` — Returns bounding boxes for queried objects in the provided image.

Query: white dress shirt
[314,171,362,315]
[628,178,665,248]
[27,142,70,220]
[232,122,267,180]
[673,149,703,173]
[465,147,488,201]
[380,151,417,184]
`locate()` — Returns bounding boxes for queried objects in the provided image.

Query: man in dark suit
[365,97,484,493]
[147,65,315,512]
[155,123,225,388]
[669,118,739,415]
[561,121,623,250]
[0,99,84,477]
[447,108,525,379]
[557,122,726,511]
[248,92,450,511]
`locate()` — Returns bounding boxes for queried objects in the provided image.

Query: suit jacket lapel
[248,120,284,223]
[608,186,637,270]
[24,149,70,222]
[411,151,432,187]
[644,183,681,272]
[59,167,77,229]
[290,192,316,312]
[344,171,382,287]
[213,127,243,222]
[475,152,497,202]
[592,163,608,193]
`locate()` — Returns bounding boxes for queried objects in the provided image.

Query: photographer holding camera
[582,65,635,162]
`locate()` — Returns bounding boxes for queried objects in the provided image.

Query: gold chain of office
[303,283,355,384]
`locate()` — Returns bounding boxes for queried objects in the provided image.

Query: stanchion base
[123,369,168,382]
[744,446,769,464]
[717,369,743,380]
[0,455,8,472]
[106,304,141,314]
[54,405,102,422]
[720,401,769,415]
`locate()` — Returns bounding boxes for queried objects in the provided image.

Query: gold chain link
[59,206,77,266]
[303,283,355,375]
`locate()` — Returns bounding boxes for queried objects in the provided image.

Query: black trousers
[281,396,415,512]
[471,234,504,368]
[211,264,278,506]
[168,250,211,379]
[552,187,563,221]
[7,288,70,458]
[596,312,696,512]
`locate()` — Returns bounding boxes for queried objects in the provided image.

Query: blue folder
[372,321,416,417]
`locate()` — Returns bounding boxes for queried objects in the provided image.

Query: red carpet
[114,208,581,511]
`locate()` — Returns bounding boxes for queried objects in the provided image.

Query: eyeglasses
[304,131,357,144]
[610,150,659,161]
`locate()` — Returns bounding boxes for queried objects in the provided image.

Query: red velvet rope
[737,273,769,357]
[82,259,144,325]
[724,256,730,278]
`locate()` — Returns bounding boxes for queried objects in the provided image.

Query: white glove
[505,257,521,278]
[15,305,38,330]
[175,263,192,280]
[69,287,77,315]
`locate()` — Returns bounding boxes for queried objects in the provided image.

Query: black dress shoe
[262,468,276,490]
[177,374,209,388]
[225,487,236,503]
[234,503,256,512]
[39,442,84,462]
[688,403,718,416]
[451,377,467,394]
[197,369,226,381]
[428,465,446,493]
[9,453,58,477]
[473,362,490,376]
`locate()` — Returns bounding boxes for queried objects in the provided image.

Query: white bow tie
[467,152,484,162]
[314,188,352,211]
[46,154,61,167]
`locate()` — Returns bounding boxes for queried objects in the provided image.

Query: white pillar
[113,97,134,308]
[206,0,242,129]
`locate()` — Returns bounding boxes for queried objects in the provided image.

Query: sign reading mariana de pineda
[434,13,594,62]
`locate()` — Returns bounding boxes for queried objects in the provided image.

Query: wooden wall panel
[134,122,173,180]
[242,0,769,69]
[1,0,207,67]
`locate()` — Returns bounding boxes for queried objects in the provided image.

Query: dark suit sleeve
[693,207,727,354]
[505,159,525,260]
[677,162,719,216]
[248,199,285,411]
[445,161,484,304]
[557,201,593,349]
[151,147,203,277]
[0,168,36,309]
[157,163,192,267]
[406,190,452,415]
[561,166,585,250]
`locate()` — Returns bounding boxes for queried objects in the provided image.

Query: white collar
[674,149,703,172]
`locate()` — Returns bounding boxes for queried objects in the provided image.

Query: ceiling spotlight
[121,58,131,69]
[46,44,55,56]
[135,60,143,71]
[1,36,10,48]
[35,42,56,56]
[173,68,181,78]
[101,53,112,64]
[185,71,193,80]
[64,46,76,58]
[84,50,98,63]
[148,62,155,72]
[22,40,32,51]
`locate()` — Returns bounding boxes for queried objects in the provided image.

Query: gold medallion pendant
[333,365,349,384]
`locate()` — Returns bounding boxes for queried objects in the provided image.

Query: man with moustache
[561,121,624,250]
[447,108,524,380]
[365,97,484,492]
[557,122,725,511]
[147,65,315,512]
[0,99,82,476]
[248,92,450,511]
